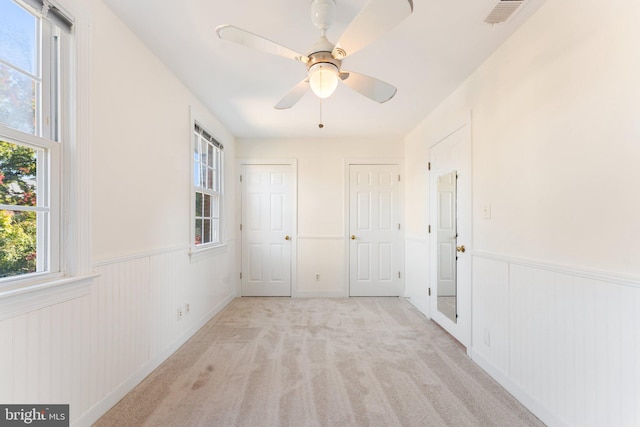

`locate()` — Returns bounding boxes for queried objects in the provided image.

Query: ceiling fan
[216,0,413,110]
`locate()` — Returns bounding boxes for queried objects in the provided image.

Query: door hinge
[428,162,431,171]
[398,174,401,182]
[240,224,243,231]
[398,223,401,230]
[428,287,431,296]
[428,225,431,234]
[240,272,242,279]
[240,175,243,182]
[398,272,401,279]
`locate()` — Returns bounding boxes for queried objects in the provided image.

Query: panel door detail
[349,164,400,296]
[241,164,293,296]
[429,123,472,347]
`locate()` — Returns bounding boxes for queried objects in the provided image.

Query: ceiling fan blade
[340,71,397,103]
[217,25,309,64]
[332,0,413,59]
[275,79,309,109]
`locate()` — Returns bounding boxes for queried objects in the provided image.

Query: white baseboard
[469,349,569,427]
[73,293,236,427]
[407,296,430,319]
[294,290,347,298]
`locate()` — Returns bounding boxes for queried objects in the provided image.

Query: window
[0,0,72,282]
[193,123,223,247]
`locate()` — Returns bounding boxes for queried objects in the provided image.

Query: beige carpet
[95,297,544,427]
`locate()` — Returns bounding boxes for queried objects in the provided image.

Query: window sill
[0,273,100,321]
[189,243,228,262]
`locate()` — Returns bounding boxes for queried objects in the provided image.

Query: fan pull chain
[318,99,324,129]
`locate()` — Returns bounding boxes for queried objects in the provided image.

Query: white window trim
[189,243,228,262]
[0,272,98,321]
[0,123,61,277]
[190,114,225,257]
[0,2,61,284]
[0,0,95,311]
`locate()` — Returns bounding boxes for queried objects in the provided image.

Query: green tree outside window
[0,140,37,278]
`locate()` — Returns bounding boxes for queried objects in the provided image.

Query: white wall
[237,138,403,296]
[0,0,237,425]
[3,0,638,425]
[90,5,234,261]
[404,0,640,425]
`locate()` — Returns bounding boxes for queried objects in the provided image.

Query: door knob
[285,235,291,241]
[456,245,466,253]
[351,235,356,240]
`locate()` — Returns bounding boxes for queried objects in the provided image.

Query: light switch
[483,204,492,220]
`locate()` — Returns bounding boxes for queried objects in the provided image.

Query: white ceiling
[101,0,547,140]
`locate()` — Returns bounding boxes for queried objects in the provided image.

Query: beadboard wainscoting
[0,287,93,418]
[470,252,640,427]
[0,244,236,426]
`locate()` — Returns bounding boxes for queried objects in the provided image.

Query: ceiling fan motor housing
[306,1,343,95]
[307,50,341,72]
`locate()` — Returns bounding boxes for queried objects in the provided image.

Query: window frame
[191,121,224,254]
[0,127,61,285]
[0,0,65,286]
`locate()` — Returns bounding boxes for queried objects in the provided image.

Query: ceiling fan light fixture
[308,63,339,99]
[217,0,414,109]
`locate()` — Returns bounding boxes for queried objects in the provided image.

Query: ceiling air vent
[484,0,525,24]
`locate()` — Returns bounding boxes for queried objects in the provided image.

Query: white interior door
[349,164,400,297]
[241,164,293,296]
[429,123,471,347]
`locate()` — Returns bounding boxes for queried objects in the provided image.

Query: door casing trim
[427,110,473,348]
[237,159,298,297]
[344,158,405,298]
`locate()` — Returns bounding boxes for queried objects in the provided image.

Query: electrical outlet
[177,307,183,321]
[315,274,320,281]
